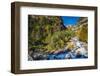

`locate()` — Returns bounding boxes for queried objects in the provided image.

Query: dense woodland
[28,15,88,60]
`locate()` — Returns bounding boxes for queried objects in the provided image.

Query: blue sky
[61,16,80,26]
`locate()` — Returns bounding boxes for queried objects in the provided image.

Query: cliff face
[28,15,66,52]
[76,17,88,42]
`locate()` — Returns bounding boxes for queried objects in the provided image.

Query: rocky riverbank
[28,37,88,60]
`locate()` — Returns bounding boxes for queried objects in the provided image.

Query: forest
[28,15,88,60]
